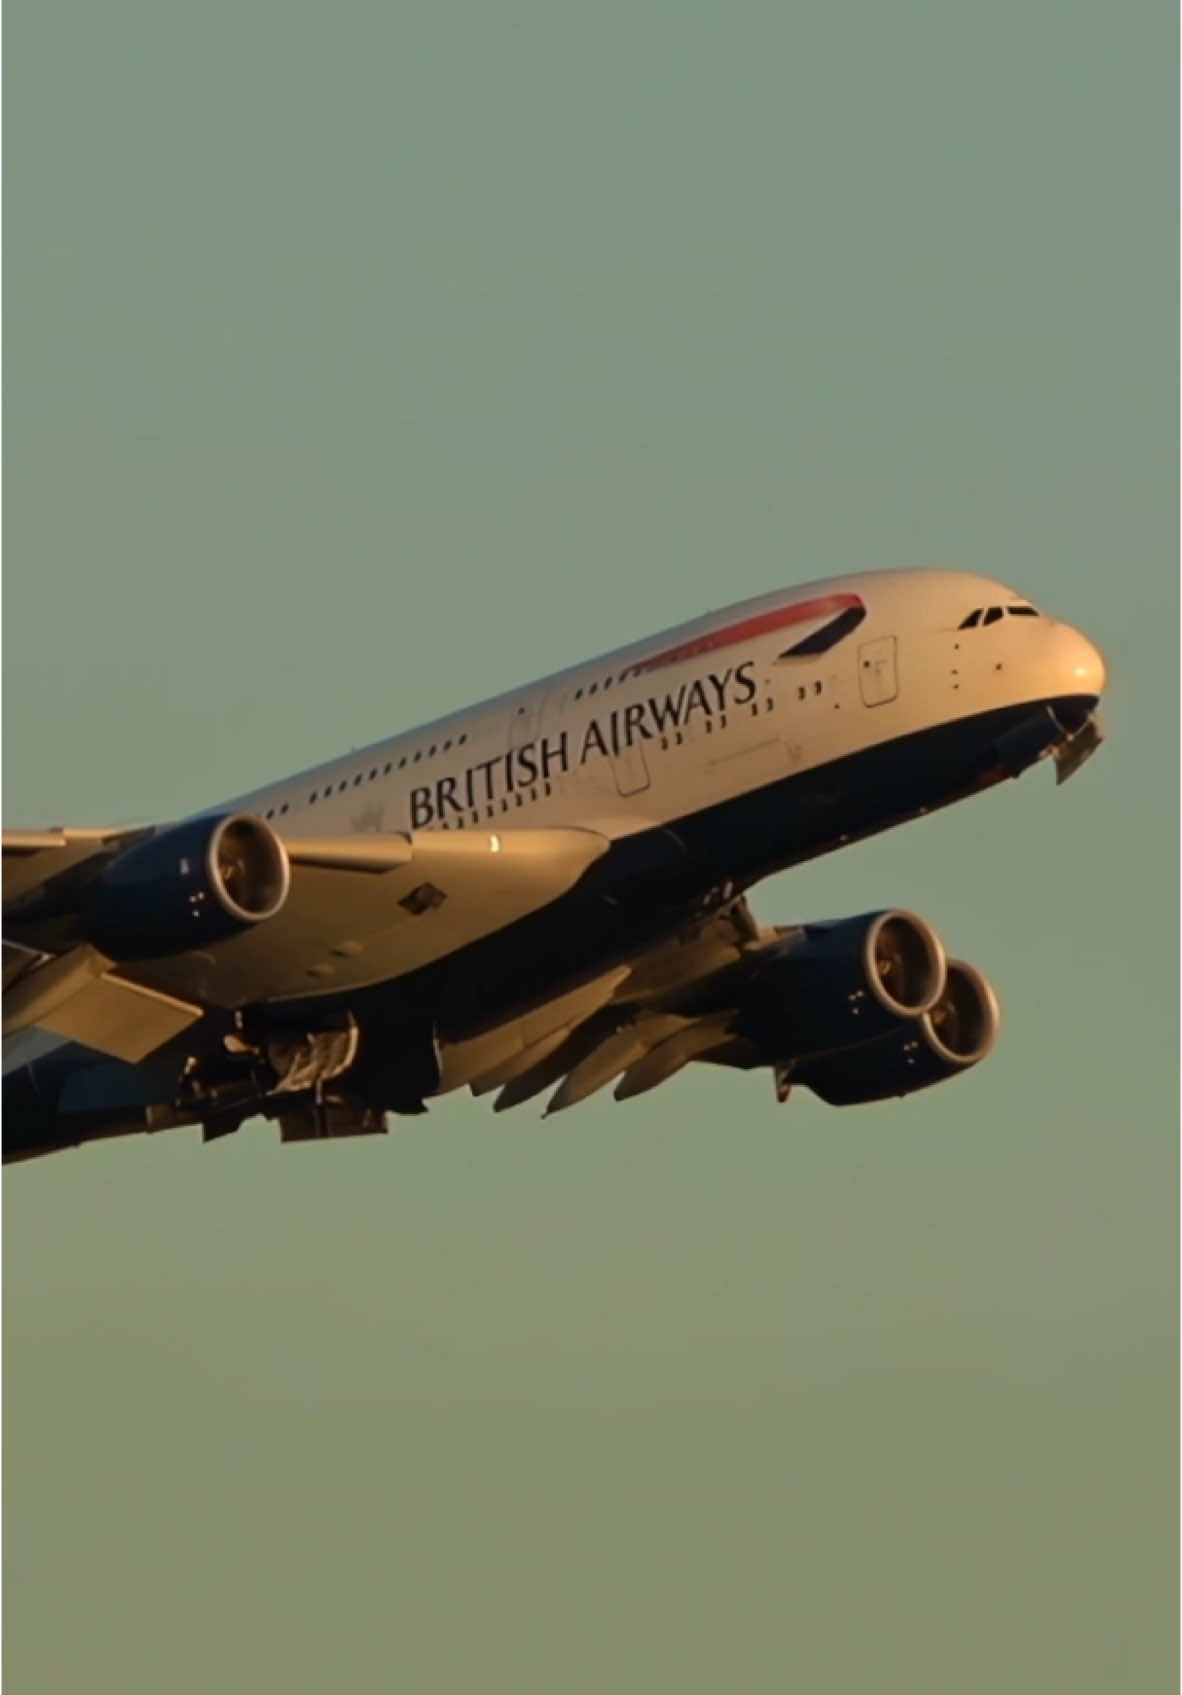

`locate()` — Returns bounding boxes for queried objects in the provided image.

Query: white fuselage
[2,565,1108,1155]
[226,567,1104,858]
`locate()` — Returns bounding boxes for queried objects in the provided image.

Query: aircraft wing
[3,825,611,1063]
[443,894,775,1113]
[2,826,148,903]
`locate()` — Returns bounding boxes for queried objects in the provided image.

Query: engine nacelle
[736,909,948,1057]
[794,960,1001,1106]
[83,813,290,961]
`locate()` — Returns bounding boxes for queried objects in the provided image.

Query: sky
[3,1,1177,1690]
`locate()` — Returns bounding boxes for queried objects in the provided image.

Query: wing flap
[3,944,203,1062]
[613,1014,738,1099]
[443,967,632,1094]
[544,1015,688,1114]
[474,899,771,1115]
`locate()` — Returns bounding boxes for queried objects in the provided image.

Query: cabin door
[612,743,651,797]
[858,637,898,707]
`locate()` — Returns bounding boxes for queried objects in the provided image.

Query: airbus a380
[3,567,1106,1161]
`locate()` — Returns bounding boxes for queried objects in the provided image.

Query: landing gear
[249,1015,392,1140]
[274,1097,388,1142]
[220,1007,439,1138]
[773,1062,793,1105]
[260,1017,360,1097]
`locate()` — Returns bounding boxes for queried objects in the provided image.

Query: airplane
[2,567,1106,1162]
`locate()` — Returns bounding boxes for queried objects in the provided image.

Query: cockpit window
[960,601,1040,630]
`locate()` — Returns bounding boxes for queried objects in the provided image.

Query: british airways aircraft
[3,567,1106,1160]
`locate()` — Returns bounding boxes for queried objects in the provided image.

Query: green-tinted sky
[3,2,1176,1690]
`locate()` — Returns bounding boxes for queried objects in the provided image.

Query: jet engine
[83,812,291,960]
[793,959,1000,1105]
[735,908,947,1056]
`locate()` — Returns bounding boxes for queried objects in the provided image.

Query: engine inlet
[921,960,1000,1066]
[865,910,946,1018]
[207,815,291,923]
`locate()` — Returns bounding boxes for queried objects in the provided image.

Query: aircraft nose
[1058,624,1107,702]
